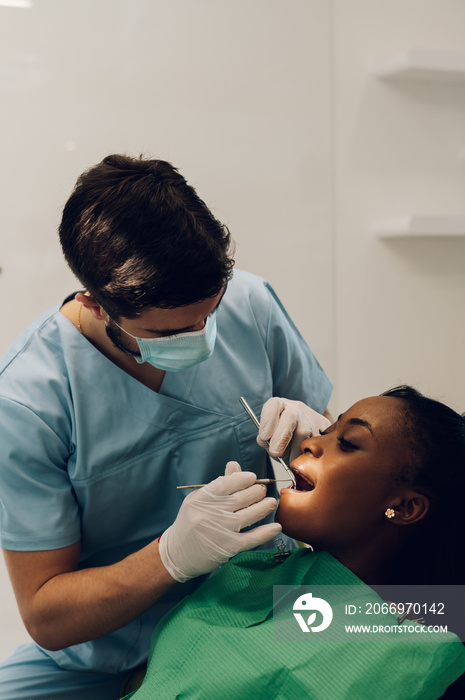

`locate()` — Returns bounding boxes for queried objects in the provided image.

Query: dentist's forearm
[4,539,176,651]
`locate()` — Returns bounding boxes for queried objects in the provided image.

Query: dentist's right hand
[159,461,282,583]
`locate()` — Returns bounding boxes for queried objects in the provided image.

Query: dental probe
[239,396,297,488]
[177,479,290,490]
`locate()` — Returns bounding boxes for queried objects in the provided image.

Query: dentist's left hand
[257,397,331,463]
[159,461,282,583]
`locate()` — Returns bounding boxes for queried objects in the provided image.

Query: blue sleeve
[263,281,332,413]
[0,397,80,551]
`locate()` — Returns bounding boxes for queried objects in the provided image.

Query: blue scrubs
[0,270,332,698]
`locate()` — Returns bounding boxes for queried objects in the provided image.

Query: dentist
[0,154,332,699]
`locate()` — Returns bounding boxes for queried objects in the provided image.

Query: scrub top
[0,269,332,675]
[124,549,465,700]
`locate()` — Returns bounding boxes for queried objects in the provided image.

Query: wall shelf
[375,48,465,82]
[372,216,465,238]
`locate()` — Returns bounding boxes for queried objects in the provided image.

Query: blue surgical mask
[110,312,217,372]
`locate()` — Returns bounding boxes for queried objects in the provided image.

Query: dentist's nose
[190,316,209,332]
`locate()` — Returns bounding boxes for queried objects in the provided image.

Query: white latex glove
[257,398,331,463]
[159,461,282,583]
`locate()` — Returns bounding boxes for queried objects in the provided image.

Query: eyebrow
[337,415,375,436]
[140,291,226,336]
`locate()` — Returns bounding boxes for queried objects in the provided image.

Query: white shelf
[375,49,465,82]
[373,216,465,238]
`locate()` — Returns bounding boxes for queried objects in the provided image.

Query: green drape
[124,549,465,699]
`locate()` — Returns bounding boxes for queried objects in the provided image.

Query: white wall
[1,0,465,663]
[334,0,465,412]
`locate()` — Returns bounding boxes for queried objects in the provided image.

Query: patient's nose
[300,435,324,458]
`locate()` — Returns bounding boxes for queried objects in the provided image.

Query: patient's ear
[388,490,430,526]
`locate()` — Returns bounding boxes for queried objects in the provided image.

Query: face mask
[110,312,217,372]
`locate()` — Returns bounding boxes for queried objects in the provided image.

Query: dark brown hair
[59,154,234,318]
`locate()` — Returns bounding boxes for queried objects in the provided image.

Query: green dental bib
[124,549,465,699]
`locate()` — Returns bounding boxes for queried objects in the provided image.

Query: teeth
[292,470,314,492]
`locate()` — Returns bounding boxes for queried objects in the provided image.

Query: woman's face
[276,396,409,554]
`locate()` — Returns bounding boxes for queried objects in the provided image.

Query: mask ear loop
[105,315,138,339]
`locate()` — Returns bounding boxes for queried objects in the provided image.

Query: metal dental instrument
[177,478,290,490]
[239,396,296,488]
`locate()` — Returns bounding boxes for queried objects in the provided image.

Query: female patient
[123,386,465,699]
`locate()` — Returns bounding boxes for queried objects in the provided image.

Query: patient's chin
[275,502,309,543]
[275,505,293,536]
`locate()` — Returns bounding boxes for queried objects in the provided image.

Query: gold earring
[385,507,396,519]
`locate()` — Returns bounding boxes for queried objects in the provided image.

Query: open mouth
[291,468,315,492]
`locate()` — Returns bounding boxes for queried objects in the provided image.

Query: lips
[291,468,315,492]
